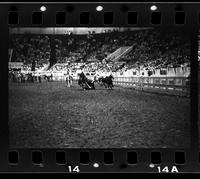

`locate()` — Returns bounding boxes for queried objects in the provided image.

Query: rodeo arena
[9,27,191,148]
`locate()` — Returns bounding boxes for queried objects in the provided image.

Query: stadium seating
[9,29,190,75]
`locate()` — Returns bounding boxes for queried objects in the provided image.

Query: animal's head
[109,74,114,79]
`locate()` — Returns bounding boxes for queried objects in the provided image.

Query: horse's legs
[92,83,95,90]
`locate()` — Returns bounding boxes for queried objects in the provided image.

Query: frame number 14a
[150,164,179,173]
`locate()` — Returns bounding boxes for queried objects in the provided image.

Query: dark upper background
[1,0,199,2]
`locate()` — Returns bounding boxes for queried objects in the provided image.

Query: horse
[99,75,114,89]
[78,72,95,90]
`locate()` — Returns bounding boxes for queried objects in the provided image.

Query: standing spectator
[139,73,144,91]
[38,75,41,83]
[50,73,53,81]
[20,73,23,83]
[66,74,72,87]
[66,74,69,87]
[69,74,73,87]
[31,73,34,83]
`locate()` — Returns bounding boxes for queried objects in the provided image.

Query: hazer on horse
[98,74,114,89]
[78,72,95,90]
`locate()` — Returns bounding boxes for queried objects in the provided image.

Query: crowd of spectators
[9,34,50,69]
[53,30,135,63]
[119,30,190,71]
[9,28,190,75]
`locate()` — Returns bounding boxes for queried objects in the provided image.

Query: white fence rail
[113,76,190,96]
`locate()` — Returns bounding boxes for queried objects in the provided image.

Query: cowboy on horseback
[100,74,114,89]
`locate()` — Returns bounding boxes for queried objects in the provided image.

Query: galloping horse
[98,75,114,89]
[78,72,95,90]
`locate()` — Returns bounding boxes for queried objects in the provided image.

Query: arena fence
[113,76,190,96]
[9,71,190,97]
[52,75,189,96]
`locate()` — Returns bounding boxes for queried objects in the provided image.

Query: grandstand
[9,27,190,94]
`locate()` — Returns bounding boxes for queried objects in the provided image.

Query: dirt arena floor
[9,81,190,148]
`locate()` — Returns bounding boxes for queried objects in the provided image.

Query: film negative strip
[0,2,199,173]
